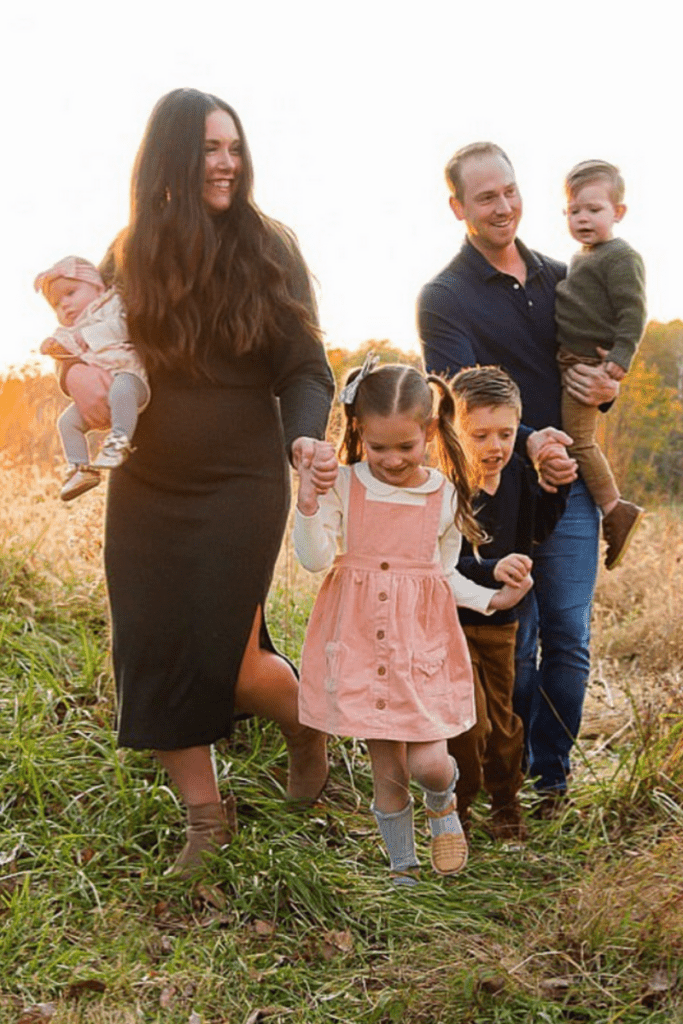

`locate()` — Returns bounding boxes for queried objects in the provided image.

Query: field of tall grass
[1,462,682,1023]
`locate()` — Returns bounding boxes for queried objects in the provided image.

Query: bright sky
[3,0,680,375]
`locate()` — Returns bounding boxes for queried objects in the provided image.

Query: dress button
[528,300,533,307]
[378,592,388,601]
[380,561,389,570]
[513,283,520,289]
[377,630,385,639]
[376,699,386,710]
[377,666,386,676]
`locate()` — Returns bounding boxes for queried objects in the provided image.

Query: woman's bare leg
[155,746,220,806]
[234,606,327,801]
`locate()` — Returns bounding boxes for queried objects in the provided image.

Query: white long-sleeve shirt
[294,462,495,614]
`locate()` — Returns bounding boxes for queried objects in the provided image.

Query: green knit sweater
[555,236,646,371]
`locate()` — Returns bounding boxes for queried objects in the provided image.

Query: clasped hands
[527,351,619,492]
[291,437,338,516]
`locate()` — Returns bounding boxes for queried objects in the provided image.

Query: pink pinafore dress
[298,469,476,741]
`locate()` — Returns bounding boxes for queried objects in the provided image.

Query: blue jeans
[513,479,599,791]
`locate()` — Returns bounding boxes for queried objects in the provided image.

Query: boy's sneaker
[602,499,644,570]
[60,465,101,502]
[92,432,133,470]
[485,798,528,842]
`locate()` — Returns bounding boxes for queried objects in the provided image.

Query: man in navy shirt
[418,142,618,808]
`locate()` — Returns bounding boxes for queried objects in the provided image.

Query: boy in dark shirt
[449,367,567,841]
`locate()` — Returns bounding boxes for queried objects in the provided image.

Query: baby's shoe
[60,464,101,502]
[602,499,644,570]
[92,431,133,470]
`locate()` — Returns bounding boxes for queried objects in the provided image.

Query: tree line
[2,323,682,502]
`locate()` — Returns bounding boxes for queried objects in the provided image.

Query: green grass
[1,556,682,1023]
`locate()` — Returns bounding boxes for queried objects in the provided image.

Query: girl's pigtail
[338,368,364,465]
[427,375,488,548]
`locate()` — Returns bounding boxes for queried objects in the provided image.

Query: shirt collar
[354,461,444,494]
[459,236,543,282]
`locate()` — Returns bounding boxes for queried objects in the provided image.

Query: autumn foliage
[2,326,682,498]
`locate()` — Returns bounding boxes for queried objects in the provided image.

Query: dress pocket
[412,645,449,696]
[324,641,346,693]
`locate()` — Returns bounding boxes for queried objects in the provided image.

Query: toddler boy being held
[555,160,646,569]
[449,367,567,841]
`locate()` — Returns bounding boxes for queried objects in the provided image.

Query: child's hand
[603,360,626,382]
[296,461,320,516]
[488,574,533,612]
[493,553,533,588]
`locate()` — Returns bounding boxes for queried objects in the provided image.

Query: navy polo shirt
[418,238,566,432]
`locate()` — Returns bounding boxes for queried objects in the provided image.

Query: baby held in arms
[35,255,149,501]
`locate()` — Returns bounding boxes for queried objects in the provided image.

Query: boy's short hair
[564,159,625,204]
[450,366,522,419]
[445,142,513,201]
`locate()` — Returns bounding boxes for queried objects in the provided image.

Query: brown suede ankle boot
[167,796,237,878]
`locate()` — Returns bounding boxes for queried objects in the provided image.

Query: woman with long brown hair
[64,88,335,876]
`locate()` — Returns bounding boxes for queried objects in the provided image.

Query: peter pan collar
[353,461,444,495]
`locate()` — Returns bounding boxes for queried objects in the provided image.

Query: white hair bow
[338,351,379,406]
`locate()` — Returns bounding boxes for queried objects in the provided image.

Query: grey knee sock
[108,372,147,440]
[372,797,420,878]
[422,756,463,838]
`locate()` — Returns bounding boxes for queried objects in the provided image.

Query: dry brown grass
[0,464,106,595]
[1,462,681,734]
[579,507,683,764]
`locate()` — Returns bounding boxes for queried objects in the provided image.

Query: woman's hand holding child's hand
[493,553,533,587]
[292,438,338,516]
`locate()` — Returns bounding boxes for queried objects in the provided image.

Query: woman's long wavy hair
[338,364,487,547]
[118,88,320,376]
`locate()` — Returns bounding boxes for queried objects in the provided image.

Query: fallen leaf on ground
[194,883,226,910]
[323,929,353,952]
[17,1005,57,1024]
[253,920,275,937]
[159,985,176,1009]
[539,977,571,995]
[321,928,353,959]
[244,1007,288,1024]
[65,979,107,998]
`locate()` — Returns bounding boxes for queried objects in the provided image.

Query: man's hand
[493,553,533,587]
[564,351,620,407]
[526,426,577,492]
[64,363,113,430]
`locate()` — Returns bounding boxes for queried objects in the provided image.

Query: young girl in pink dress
[294,360,531,885]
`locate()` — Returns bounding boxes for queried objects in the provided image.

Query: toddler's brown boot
[602,500,644,570]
